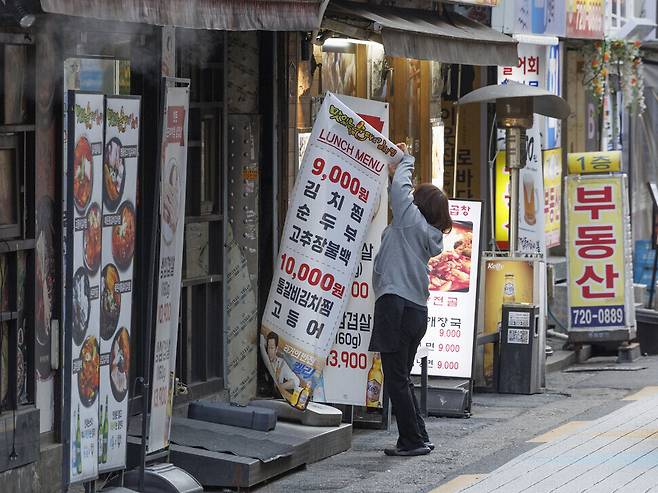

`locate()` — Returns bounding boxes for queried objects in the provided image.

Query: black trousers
[370,294,429,450]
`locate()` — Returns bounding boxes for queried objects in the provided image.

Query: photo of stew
[110,327,130,402]
[73,136,93,212]
[83,202,102,274]
[428,221,473,293]
[112,201,135,271]
[101,264,121,341]
[78,335,100,407]
[72,267,90,346]
[103,137,125,211]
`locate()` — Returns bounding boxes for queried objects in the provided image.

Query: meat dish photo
[100,264,121,341]
[110,327,130,402]
[162,160,180,245]
[103,137,125,211]
[83,202,102,274]
[428,221,473,293]
[78,335,100,407]
[73,136,93,212]
[112,201,135,271]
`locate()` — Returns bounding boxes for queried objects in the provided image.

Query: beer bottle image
[75,404,82,475]
[502,273,516,304]
[366,353,383,408]
[102,395,109,463]
[295,384,312,410]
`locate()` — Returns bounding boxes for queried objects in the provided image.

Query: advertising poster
[512,0,566,37]
[545,44,562,150]
[412,200,482,378]
[494,126,546,255]
[99,96,140,471]
[260,93,401,409]
[65,92,104,483]
[566,175,634,332]
[148,83,190,452]
[543,148,562,248]
[566,0,604,39]
[314,95,389,408]
[482,258,535,383]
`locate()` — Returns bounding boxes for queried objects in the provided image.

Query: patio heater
[456,82,570,254]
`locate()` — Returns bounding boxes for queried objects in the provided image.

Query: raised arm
[390,153,422,226]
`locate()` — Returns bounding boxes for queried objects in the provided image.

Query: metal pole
[452,64,462,198]
[505,127,523,255]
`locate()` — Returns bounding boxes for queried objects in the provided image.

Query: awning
[323,1,517,67]
[39,0,327,31]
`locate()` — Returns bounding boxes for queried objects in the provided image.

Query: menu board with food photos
[65,92,104,483]
[412,200,482,378]
[99,96,140,472]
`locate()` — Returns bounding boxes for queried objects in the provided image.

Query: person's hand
[396,142,408,154]
[388,163,397,177]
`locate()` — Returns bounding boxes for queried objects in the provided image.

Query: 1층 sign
[260,93,401,409]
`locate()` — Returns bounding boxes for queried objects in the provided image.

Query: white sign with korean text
[99,96,140,472]
[66,92,104,483]
[260,93,402,409]
[314,95,389,407]
[413,200,482,379]
[148,83,190,452]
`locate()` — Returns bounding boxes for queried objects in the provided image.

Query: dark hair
[413,184,452,234]
[266,331,279,346]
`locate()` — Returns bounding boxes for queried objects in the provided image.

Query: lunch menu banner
[260,93,401,409]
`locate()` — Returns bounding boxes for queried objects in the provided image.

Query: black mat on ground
[169,423,294,463]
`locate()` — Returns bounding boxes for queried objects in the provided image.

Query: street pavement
[255,354,658,493]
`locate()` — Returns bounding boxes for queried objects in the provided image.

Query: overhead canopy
[457,82,571,120]
[39,0,327,31]
[323,1,517,67]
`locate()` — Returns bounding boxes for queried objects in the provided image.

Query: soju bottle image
[75,404,82,475]
[102,396,109,463]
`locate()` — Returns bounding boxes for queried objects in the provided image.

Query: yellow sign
[567,151,621,175]
[544,148,562,248]
[494,152,510,247]
[566,176,627,329]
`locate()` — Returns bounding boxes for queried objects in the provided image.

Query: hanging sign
[148,82,190,452]
[412,200,482,378]
[260,93,401,409]
[543,148,562,248]
[99,96,140,471]
[566,0,604,39]
[567,151,622,174]
[65,92,104,483]
[313,95,389,408]
[566,174,635,333]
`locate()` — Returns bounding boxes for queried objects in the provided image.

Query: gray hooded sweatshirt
[372,153,444,307]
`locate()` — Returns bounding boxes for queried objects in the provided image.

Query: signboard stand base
[413,377,471,419]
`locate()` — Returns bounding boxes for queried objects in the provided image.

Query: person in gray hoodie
[370,143,452,457]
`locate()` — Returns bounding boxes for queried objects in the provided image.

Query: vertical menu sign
[149,84,190,452]
[413,200,482,378]
[260,93,401,409]
[315,95,389,407]
[99,96,140,471]
[65,92,104,483]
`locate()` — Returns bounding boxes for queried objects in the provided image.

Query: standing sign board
[99,96,140,471]
[566,172,636,340]
[412,200,482,378]
[148,83,190,452]
[495,126,546,255]
[260,93,401,409]
[543,148,562,248]
[313,95,389,407]
[65,92,104,483]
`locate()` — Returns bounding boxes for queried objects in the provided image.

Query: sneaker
[384,446,431,457]
[424,441,435,451]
